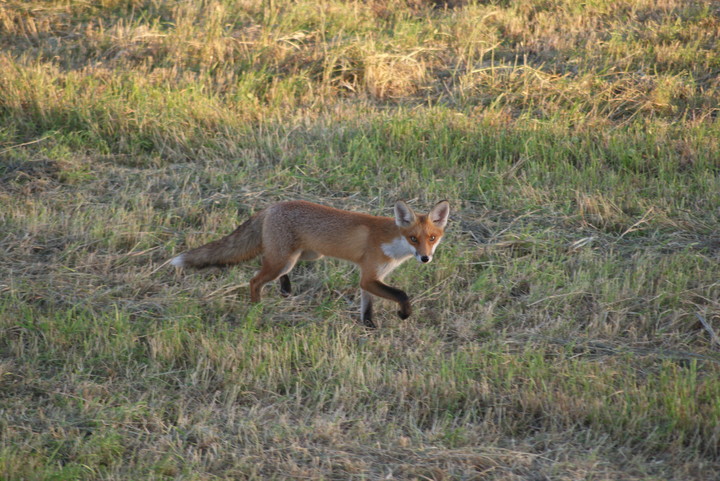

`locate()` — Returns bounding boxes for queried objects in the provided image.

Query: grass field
[1,0,719,479]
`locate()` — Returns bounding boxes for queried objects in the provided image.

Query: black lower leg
[279,274,291,297]
[362,297,375,328]
[367,281,411,320]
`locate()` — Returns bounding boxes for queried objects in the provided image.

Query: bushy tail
[171,211,265,269]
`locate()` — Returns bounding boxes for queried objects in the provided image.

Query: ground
[1,1,719,479]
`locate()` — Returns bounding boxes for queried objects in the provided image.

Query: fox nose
[420,255,430,263]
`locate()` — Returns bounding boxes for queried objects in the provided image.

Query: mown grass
[1,0,719,479]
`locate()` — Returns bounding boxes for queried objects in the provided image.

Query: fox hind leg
[299,250,323,261]
[277,251,323,297]
[279,275,292,297]
[250,252,301,303]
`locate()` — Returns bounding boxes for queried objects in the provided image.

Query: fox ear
[429,200,450,229]
[394,201,416,227]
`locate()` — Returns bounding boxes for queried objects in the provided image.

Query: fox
[170,200,450,328]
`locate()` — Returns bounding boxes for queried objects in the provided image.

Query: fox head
[394,200,450,264]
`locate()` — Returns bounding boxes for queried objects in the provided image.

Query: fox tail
[170,211,265,269]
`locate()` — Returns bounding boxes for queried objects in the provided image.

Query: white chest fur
[381,236,415,259]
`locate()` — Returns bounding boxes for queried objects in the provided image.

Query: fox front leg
[360,289,376,328]
[360,278,412,321]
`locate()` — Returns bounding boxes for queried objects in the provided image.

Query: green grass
[1,0,720,479]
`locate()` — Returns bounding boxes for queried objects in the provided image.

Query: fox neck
[381,236,415,260]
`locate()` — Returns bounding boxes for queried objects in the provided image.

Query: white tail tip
[170,254,185,267]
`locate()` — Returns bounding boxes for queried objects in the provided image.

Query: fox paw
[362,318,377,329]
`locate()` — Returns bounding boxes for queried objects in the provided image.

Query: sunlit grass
[1,0,719,479]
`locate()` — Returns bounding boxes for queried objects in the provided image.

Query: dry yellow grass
[1,0,719,479]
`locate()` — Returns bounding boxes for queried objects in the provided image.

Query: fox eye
[429,236,436,242]
[410,236,418,243]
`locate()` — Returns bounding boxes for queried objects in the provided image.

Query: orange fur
[171,200,450,327]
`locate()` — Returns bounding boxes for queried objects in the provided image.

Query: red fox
[171,200,450,328]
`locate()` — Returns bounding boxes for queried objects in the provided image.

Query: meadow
[1,0,719,479]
